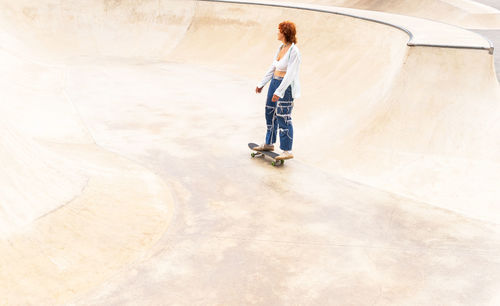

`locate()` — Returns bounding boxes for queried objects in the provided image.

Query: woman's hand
[255,86,263,93]
[272,94,280,102]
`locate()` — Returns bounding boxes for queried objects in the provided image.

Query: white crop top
[257,42,302,99]
[273,44,292,72]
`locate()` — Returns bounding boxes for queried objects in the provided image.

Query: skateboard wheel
[251,153,255,158]
[280,160,284,165]
[272,161,276,166]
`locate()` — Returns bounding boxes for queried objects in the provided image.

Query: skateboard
[248,143,286,166]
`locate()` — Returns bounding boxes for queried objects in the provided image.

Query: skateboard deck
[248,143,285,166]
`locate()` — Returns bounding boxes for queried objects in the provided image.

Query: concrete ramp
[174,0,500,222]
[0,0,499,304]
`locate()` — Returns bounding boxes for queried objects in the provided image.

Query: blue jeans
[265,76,294,151]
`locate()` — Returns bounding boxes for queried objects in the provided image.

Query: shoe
[276,150,294,160]
[253,143,274,151]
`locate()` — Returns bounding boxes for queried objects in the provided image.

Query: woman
[254,21,301,161]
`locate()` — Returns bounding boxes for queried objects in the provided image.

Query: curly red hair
[279,21,297,44]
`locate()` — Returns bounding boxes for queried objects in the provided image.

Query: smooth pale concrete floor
[2,0,500,304]
[61,60,500,305]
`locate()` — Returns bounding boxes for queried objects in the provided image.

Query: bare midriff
[274,70,286,77]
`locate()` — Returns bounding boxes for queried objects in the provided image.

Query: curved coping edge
[197,0,494,55]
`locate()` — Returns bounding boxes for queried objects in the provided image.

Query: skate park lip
[201,0,494,53]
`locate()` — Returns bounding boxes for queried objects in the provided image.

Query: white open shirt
[257,42,301,99]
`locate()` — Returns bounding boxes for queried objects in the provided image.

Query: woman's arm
[256,63,276,89]
[256,45,282,89]
[273,47,300,98]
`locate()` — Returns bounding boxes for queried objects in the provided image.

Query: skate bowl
[1,0,500,304]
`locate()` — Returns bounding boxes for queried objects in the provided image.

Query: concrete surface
[297,0,500,96]
[1,0,500,305]
[465,0,500,10]
[472,29,500,78]
[284,0,500,29]
[470,0,500,81]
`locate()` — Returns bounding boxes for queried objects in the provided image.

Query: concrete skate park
[1,0,500,304]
